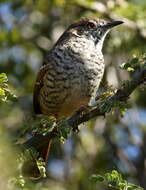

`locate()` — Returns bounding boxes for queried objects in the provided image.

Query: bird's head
[55,18,123,51]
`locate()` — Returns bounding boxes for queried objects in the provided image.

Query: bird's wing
[33,64,49,114]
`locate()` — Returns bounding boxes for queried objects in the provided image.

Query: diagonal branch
[23,63,146,152]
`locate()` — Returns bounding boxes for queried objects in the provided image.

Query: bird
[23,18,123,179]
[33,18,123,119]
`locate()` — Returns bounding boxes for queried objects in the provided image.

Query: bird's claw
[76,105,91,116]
[72,125,79,133]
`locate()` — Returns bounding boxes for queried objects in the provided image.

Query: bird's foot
[76,105,91,116]
[72,125,80,133]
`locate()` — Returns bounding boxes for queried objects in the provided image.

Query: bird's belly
[57,92,89,118]
[39,85,89,118]
[57,65,104,117]
[39,60,104,118]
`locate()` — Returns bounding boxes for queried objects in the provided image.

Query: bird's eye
[87,22,96,29]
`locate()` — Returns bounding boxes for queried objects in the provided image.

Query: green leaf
[90,170,143,190]
[127,67,134,72]
[0,88,5,96]
[130,57,139,65]
[95,175,105,182]
[0,73,8,83]
[90,174,104,183]
[119,56,140,72]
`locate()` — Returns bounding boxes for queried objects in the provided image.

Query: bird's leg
[70,105,91,133]
[72,124,80,133]
[76,105,91,115]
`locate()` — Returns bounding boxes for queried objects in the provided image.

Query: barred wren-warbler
[33,18,123,119]
[21,18,124,179]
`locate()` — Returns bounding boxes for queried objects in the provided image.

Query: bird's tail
[41,139,52,164]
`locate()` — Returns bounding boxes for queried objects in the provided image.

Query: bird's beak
[103,20,124,29]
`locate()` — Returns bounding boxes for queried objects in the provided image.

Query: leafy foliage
[90,170,143,190]
[120,54,146,72]
[0,73,16,102]
[0,0,146,190]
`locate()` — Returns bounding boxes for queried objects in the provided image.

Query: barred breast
[34,37,104,118]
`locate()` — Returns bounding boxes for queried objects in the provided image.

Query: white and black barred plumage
[33,18,123,118]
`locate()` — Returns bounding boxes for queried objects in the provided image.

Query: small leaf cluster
[120,54,146,72]
[57,119,72,142]
[96,86,116,112]
[100,99,130,116]
[19,116,56,137]
[0,73,16,102]
[19,116,71,143]
[120,57,139,72]
[90,170,143,190]
[96,86,115,102]
[18,147,46,180]
[96,86,130,116]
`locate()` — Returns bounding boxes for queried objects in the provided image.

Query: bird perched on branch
[34,18,123,118]
[24,18,123,178]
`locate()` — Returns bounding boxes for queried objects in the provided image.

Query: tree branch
[23,63,146,153]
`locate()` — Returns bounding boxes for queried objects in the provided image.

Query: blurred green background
[0,0,146,189]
